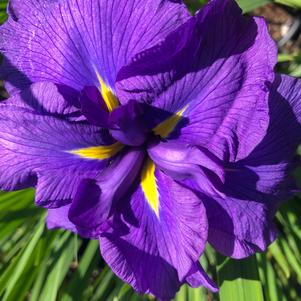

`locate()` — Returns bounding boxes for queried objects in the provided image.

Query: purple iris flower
[1,0,301,299]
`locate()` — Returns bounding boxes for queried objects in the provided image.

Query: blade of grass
[269,241,290,278]
[30,231,62,301]
[61,240,99,301]
[39,233,76,301]
[279,239,301,282]
[217,254,264,301]
[275,0,301,8]
[236,0,271,12]
[174,284,188,301]
[90,266,115,301]
[1,218,45,299]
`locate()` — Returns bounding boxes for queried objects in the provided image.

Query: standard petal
[0,103,120,208]
[99,168,208,300]
[186,262,218,292]
[79,86,109,126]
[68,149,145,234]
[46,203,100,239]
[0,0,189,95]
[46,204,78,234]
[148,141,224,196]
[117,0,277,162]
[108,100,151,146]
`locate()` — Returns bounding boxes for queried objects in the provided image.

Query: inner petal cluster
[79,78,186,148]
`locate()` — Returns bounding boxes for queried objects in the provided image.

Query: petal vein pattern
[0,0,189,95]
[116,1,277,162]
[0,104,110,207]
[100,170,209,300]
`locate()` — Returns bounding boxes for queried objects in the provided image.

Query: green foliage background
[1,0,301,300]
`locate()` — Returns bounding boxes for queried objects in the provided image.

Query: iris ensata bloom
[1,0,301,299]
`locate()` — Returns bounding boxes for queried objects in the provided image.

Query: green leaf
[39,232,75,301]
[117,283,132,300]
[174,284,188,301]
[275,0,301,8]
[61,240,99,301]
[257,253,287,301]
[278,53,296,63]
[279,239,301,282]
[217,254,264,301]
[30,231,62,301]
[5,265,37,301]
[269,241,291,278]
[0,0,7,24]
[236,0,271,12]
[90,267,115,301]
[187,286,206,301]
[1,218,45,300]
[185,0,207,12]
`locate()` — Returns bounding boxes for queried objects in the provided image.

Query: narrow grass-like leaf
[117,284,133,300]
[236,0,271,12]
[5,264,37,301]
[266,258,284,301]
[187,286,206,301]
[279,239,301,282]
[1,218,45,299]
[174,284,188,301]
[275,0,301,8]
[30,231,61,301]
[217,254,264,301]
[257,253,287,301]
[39,232,76,301]
[61,240,99,301]
[269,241,290,278]
[0,0,7,24]
[90,266,115,301]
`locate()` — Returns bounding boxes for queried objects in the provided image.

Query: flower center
[79,84,187,148]
[108,99,154,146]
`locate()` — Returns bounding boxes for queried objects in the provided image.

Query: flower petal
[203,192,277,259]
[1,0,189,95]
[46,204,78,234]
[0,101,117,208]
[99,168,208,300]
[68,149,145,234]
[79,86,109,126]
[221,73,301,207]
[239,74,301,198]
[116,0,276,162]
[186,262,218,292]
[3,81,78,116]
[7,0,58,21]
[184,178,277,259]
[108,100,150,146]
[46,203,100,239]
[267,75,301,144]
[46,203,99,238]
[195,74,301,258]
[148,141,224,196]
